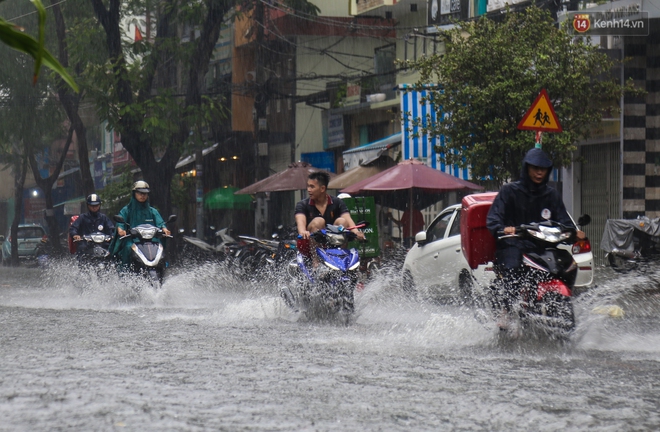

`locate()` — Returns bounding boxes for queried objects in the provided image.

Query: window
[427,211,454,243]
[448,211,461,237]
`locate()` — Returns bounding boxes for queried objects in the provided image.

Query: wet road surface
[1,262,659,431]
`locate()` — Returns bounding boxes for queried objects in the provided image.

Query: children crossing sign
[517,89,563,133]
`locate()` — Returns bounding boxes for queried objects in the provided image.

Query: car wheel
[458,271,474,306]
[402,270,416,296]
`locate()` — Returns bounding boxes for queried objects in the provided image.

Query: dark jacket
[69,211,115,237]
[486,148,572,269]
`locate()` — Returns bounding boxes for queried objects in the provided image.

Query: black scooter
[493,215,590,338]
[74,232,112,267]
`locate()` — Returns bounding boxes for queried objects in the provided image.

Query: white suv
[401,204,594,302]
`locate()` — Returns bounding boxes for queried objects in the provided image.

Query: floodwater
[1,261,659,431]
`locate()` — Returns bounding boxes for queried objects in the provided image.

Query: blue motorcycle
[281,223,366,322]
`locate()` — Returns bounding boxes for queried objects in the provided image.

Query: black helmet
[133,181,150,194]
[86,194,101,206]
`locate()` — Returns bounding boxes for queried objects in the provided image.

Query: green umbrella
[204,187,253,210]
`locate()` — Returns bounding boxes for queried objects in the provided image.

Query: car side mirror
[414,231,427,244]
[113,215,125,223]
[167,215,178,223]
[577,214,591,227]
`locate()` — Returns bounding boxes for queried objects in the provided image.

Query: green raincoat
[110,196,167,267]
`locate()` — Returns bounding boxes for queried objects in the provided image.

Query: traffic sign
[517,89,562,132]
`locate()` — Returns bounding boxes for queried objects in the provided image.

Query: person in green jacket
[110,181,171,269]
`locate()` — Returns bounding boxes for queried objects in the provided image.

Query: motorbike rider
[486,147,585,324]
[295,171,365,259]
[70,194,115,254]
[110,181,171,268]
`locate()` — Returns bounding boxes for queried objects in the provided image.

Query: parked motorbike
[601,217,660,273]
[73,232,112,267]
[492,215,590,338]
[113,214,177,286]
[280,223,366,323]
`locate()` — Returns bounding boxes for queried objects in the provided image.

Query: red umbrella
[234,161,334,195]
[341,159,484,235]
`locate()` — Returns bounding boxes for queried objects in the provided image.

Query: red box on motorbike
[460,192,498,270]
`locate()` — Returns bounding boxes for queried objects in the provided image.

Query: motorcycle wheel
[148,269,162,289]
[607,253,637,273]
[280,286,297,311]
[542,292,575,337]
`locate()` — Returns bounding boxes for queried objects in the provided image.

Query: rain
[1,0,659,430]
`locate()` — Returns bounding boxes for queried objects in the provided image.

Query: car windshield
[16,228,44,238]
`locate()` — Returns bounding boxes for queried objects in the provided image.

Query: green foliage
[0,0,77,91]
[170,175,195,212]
[98,165,134,217]
[407,6,640,186]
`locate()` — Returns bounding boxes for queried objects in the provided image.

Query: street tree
[0,39,66,264]
[84,0,319,216]
[408,6,639,186]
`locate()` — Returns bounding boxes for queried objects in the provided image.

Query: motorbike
[492,215,590,338]
[113,214,177,286]
[73,232,112,267]
[601,217,660,273]
[280,223,366,323]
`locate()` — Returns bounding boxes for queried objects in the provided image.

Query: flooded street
[1,263,659,431]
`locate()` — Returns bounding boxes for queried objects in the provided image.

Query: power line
[5,0,69,22]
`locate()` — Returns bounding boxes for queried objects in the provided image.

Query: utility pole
[253,0,269,237]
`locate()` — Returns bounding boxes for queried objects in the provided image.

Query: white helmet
[337,193,351,199]
[133,181,150,193]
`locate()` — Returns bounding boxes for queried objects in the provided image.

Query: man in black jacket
[69,194,115,254]
[486,147,584,322]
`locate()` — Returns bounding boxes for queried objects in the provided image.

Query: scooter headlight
[326,233,345,246]
[348,261,360,271]
[91,234,106,243]
[136,227,157,239]
[529,226,571,243]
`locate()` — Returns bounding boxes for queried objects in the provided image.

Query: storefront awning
[342,133,401,170]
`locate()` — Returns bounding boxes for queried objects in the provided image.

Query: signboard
[352,0,396,15]
[322,111,345,150]
[429,0,466,25]
[345,82,361,106]
[343,196,380,258]
[301,151,335,173]
[517,89,562,133]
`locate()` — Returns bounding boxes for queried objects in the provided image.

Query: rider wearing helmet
[69,194,115,251]
[486,147,585,326]
[110,181,171,267]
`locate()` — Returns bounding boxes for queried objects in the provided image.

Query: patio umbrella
[234,161,334,195]
[341,159,484,237]
[327,156,396,190]
[204,187,253,210]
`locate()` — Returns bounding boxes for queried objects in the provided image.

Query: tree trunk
[10,155,28,266]
[28,126,75,256]
[51,0,96,197]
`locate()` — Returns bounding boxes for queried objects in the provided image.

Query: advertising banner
[342,196,380,258]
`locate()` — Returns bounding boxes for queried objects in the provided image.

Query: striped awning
[399,84,472,180]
